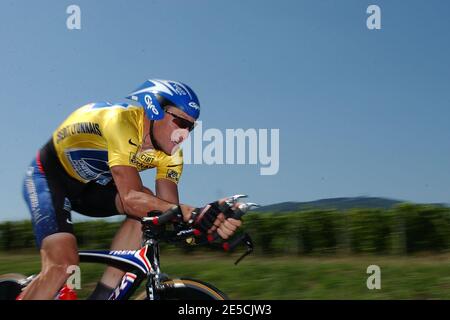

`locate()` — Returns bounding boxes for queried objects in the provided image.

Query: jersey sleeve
[156,148,184,184]
[102,110,140,168]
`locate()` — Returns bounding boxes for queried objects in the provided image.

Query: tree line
[1,204,450,255]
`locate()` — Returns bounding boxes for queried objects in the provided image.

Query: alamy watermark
[367,5,382,30]
[66,265,81,289]
[65,4,381,31]
[181,121,280,176]
[366,265,381,290]
[66,5,81,30]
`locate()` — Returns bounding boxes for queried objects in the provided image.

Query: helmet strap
[149,120,162,151]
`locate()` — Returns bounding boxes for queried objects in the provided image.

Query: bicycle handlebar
[142,206,183,226]
[141,196,258,264]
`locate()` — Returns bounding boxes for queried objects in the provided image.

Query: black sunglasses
[165,111,196,132]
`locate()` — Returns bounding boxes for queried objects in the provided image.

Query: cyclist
[21,79,242,300]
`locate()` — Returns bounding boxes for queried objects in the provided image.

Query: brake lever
[233,233,254,265]
[225,194,247,205]
[217,195,248,218]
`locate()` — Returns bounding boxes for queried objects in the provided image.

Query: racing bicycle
[0,195,257,300]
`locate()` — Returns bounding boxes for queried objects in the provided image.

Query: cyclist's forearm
[122,189,174,217]
[122,190,194,219]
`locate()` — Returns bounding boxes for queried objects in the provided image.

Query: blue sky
[0,0,449,221]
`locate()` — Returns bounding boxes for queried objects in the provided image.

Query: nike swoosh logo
[128,139,138,147]
[66,218,73,225]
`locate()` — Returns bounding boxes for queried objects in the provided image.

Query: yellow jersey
[51,102,183,185]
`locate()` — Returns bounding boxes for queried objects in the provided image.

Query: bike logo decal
[79,251,149,274]
[136,246,152,272]
[109,272,137,300]
[111,250,138,255]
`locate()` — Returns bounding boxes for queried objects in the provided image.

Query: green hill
[254,196,403,212]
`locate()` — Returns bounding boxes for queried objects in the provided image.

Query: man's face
[153,106,196,155]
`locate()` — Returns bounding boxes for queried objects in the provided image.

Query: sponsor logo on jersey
[128,138,138,147]
[65,149,112,182]
[166,169,180,182]
[56,122,102,144]
[129,152,155,170]
[129,152,137,166]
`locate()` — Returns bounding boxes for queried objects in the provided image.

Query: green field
[1,251,450,299]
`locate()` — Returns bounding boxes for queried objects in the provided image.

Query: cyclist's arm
[154,149,182,204]
[155,178,179,204]
[111,165,193,220]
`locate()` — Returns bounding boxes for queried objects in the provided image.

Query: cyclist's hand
[188,197,244,240]
[210,214,242,240]
[209,197,244,239]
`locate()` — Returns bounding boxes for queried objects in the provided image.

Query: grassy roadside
[1,251,450,299]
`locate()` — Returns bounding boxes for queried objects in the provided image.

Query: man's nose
[178,130,189,143]
[172,128,189,143]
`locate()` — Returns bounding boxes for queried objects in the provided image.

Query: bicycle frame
[7,234,230,300]
[79,236,163,300]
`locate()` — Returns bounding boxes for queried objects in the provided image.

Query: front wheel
[135,278,228,300]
